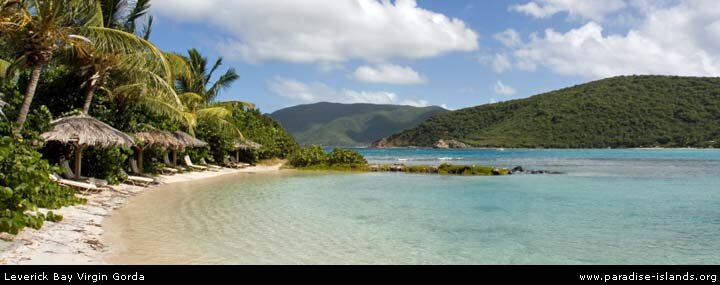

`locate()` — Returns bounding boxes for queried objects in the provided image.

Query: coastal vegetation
[288,145,367,169]
[378,76,720,148]
[287,146,510,176]
[271,102,447,146]
[0,0,296,234]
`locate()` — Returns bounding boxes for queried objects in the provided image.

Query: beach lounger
[61,160,90,181]
[49,174,107,193]
[227,156,250,169]
[124,162,156,187]
[183,155,208,171]
[163,154,184,173]
[200,157,223,170]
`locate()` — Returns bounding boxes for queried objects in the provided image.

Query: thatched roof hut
[135,127,184,149]
[232,140,262,164]
[41,114,133,180]
[173,131,208,148]
[41,114,134,147]
[235,140,262,150]
[133,127,186,174]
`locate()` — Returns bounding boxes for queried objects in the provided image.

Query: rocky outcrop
[370,138,390,148]
[434,139,471,149]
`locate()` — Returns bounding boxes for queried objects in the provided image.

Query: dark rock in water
[491,168,501,175]
[511,166,524,173]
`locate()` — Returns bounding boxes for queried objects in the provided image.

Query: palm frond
[206,68,239,103]
[197,106,232,120]
[125,0,151,32]
[100,0,124,28]
[212,100,256,111]
[206,57,222,83]
[77,26,172,80]
[141,15,152,40]
[0,58,10,79]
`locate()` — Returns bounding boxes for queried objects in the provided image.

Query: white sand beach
[0,164,282,265]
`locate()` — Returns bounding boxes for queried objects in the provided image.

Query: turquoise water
[106,149,720,264]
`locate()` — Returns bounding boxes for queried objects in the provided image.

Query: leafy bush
[82,146,131,184]
[327,148,367,166]
[289,146,368,169]
[288,145,327,167]
[438,163,496,176]
[0,137,84,234]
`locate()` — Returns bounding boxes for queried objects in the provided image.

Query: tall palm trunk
[82,83,97,114]
[13,65,43,137]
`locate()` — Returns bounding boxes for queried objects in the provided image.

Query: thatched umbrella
[173,131,208,148]
[233,140,262,163]
[134,127,185,173]
[173,131,208,166]
[41,114,134,180]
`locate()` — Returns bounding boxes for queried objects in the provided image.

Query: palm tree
[171,49,256,137]
[0,0,169,136]
[177,48,240,105]
[100,0,153,39]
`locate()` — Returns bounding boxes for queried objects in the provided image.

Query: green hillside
[380,76,720,148]
[270,102,447,146]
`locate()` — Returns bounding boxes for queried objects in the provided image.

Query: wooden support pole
[138,146,144,174]
[74,144,83,180]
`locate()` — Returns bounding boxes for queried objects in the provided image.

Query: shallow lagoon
[105,149,720,264]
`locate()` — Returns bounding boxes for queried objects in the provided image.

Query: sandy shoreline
[0,165,282,265]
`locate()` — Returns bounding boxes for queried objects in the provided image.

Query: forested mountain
[378,76,720,148]
[271,102,447,146]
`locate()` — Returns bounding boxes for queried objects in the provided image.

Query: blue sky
[148,0,720,112]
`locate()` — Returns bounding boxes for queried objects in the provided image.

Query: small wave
[438,157,463,161]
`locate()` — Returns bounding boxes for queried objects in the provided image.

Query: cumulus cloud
[494,81,516,96]
[353,64,426,84]
[506,0,720,78]
[494,29,522,47]
[267,77,430,107]
[153,0,479,64]
[510,0,626,22]
[492,53,512,74]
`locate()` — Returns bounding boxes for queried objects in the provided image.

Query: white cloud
[153,0,479,64]
[353,64,426,84]
[267,77,430,107]
[507,0,720,78]
[492,53,512,73]
[494,29,522,47]
[494,81,516,96]
[510,0,627,22]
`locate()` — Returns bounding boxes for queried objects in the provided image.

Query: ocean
[104,148,720,264]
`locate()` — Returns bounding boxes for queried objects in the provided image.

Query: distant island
[375,76,720,149]
[270,102,447,147]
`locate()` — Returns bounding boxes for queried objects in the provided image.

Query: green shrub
[0,137,84,234]
[82,146,131,184]
[438,163,496,176]
[288,145,328,167]
[327,148,367,166]
[406,165,436,173]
